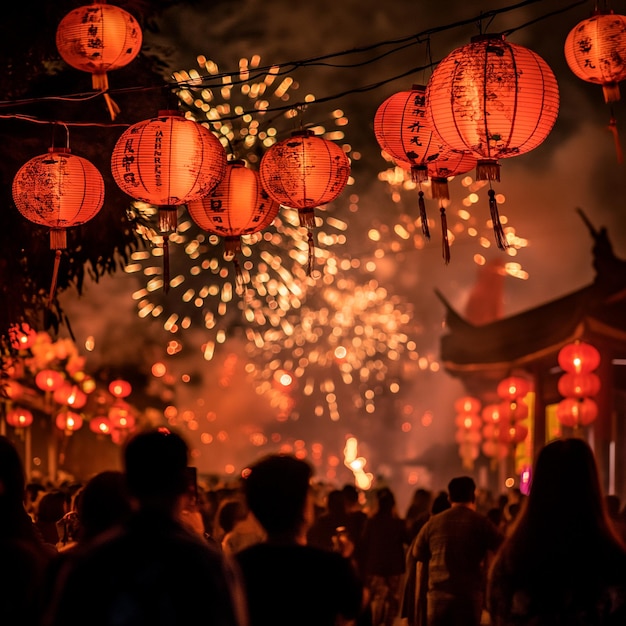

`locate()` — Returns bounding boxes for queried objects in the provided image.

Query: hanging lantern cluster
[481,404,510,461]
[111,110,228,290]
[55,3,143,120]
[12,147,105,305]
[425,34,560,249]
[496,375,531,447]
[259,129,350,274]
[454,396,482,469]
[564,10,626,162]
[556,340,601,429]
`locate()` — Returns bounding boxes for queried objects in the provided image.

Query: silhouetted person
[236,454,365,626]
[411,476,503,626]
[405,488,433,543]
[44,428,247,626]
[361,486,409,626]
[488,438,626,625]
[307,488,348,552]
[0,435,56,626]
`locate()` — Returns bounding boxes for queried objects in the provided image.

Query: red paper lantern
[111,110,226,224]
[12,147,104,303]
[481,404,504,424]
[56,3,142,119]
[558,341,601,374]
[259,130,350,273]
[482,439,509,460]
[35,369,65,392]
[53,384,87,409]
[497,376,532,401]
[6,408,33,428]
[425,34,559,248]
[187,161,280,259]
[565,11,626,104]
[498,400,529,422]
[111,110,227,289]
[108,379,132,399]
[558,372,601,398]
[2,380,24,400]
[109,402,135,429]
[56,410,84,432]
[556,397,598,428]
[500,422,529,445]
[90,415,112,435]
[454,396,481,415]
[454,413,482,431]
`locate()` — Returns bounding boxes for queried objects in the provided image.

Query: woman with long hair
[487,437,626,625]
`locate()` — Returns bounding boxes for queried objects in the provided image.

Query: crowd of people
[2,429,626,626]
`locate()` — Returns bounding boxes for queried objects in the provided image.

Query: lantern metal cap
[291,129,314,138]
[48,147,71,154]
[411,84,426,92]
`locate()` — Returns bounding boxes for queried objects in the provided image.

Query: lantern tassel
[163,234,170,294]
[418,190,430,240]
[47,250,62,308]
[92,72,120,121]
[410,165,428,184]
[608,115,624,164]
[440,205,451,265]
[431,177,450,201]
[159,206,178,233]
[488,189,508,250]
[306,231,315,276]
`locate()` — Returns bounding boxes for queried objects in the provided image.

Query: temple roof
[437,212,626,373]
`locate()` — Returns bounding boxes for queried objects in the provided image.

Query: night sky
[47,0,626,507]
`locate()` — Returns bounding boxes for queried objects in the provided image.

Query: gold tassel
[431,177,450,200]
[298,207,316,229]
[159,206,178,233]
[476,159,501,182]
[92,72,120,120]
[608,115,624,164]
[163,234,170,294]
[411,165,428,183]
[440,205,450,265]
[603,82,621,104]
[418,190,430,240]
[48,249,62,308]
[488,189,508,250]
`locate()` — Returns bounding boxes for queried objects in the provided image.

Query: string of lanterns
[556,340,601,429]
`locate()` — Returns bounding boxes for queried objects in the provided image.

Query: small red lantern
[482,439,509,460]
[558,341,601,374]
[109,379,132,399]
[374,85,446,241]
[187,161,280,279]
[454,396,481,415]
[111,110,227,289]
[35,369,65,392]
[259,130,350,273]
[12,147,104,304]
[8,323,37,350]
[6,407,33,428]
[497,376,531,402]
[500,423,529,445]
[558,372,601,398]
[53,384,87,409]
[56,3,142,120]
[109,402,135,429]
[56,410,84,432]
[556,397,599,428]
[2,380,24,400]
[454,413,482,431]
[565,12,626,104]
[426,34,559,249]
[481,404,503,424]
[90,415,112,435]
[498,400,529,422]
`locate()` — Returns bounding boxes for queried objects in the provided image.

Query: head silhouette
[448,476,476,504]
[243,454,312,539]
[123,428,189,510]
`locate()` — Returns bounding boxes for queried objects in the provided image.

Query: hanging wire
[0,0,589,131]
